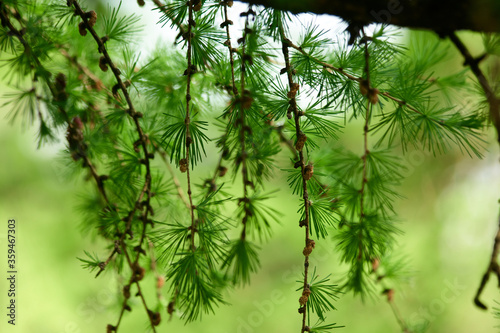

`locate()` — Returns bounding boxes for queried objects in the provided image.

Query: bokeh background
[1,1,500,332]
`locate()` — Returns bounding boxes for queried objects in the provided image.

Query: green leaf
[222,239,260,285]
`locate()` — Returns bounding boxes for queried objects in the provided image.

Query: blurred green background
[1,2,500,332]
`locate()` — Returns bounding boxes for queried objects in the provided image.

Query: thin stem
[388,299,411,333]
[185,1,196,252]
[448,32,500,310]
[449,32,500,141]
[203,0,238,194]
[223,1,238,96]
[69,2,157,330]
[238,8,251,240]
[278,18,312,333]
[359,31,371,259]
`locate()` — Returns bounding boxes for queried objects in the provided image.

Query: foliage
[0,0,497,332]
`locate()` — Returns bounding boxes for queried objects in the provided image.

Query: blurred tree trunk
[242,0,500,33]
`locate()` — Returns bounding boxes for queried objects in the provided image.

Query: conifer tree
[1,0,499,332]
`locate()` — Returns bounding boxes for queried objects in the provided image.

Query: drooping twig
[69,1,157,330]
[184,0,196,251]
[448,32,500,310]
[237,7,253,241]
[278,18,313,333]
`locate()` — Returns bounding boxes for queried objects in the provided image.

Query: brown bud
[303,162,314,180]
[99,56,108,72]
[148,310,161,326]
[295,132,306,151]
[179,158,188,173]
[193,0,202,11]
[384,288,395,302]
[87,10,97,27]
[299,286,311,305]
[287,83,300,99]
[137,0,145,6]
[132,264,145,282]
[368,88,380,104]
[106,324,117,333]
[112,83,120,98]
[167,301,175,315]
[78,22,87,36]
[359,79,369,96]
[219,166,228,177]
[241,95,253,109]
[303,239,315,256]
[156,276,165,289]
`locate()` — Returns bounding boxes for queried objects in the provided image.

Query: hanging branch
[184,0,196,251]
[201,0,238,195]
[68,1,159,331]
[236,6,252,241]
[277,18,314,333]
[448,32,500,310]
[358,29,374,260]
[371,258,412,333]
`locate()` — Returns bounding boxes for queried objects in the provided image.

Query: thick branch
[239,0,500,33]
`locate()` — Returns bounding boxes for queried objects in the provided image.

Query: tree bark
[240,0,500,34]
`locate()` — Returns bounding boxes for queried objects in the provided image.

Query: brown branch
[238,0,500,34]
[358,30,371,260]
[185,1,196,252]
[237,7,252,241]
[278,16,313,333]
[69,2,158,331]
[449,32,500,142]
[448,32,500,310]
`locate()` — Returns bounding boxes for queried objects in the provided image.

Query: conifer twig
[285,39,446,123]
[237,7,252,241]
[184,0,196,251]
[278,20,313,333]
[359,29,372,259]
[448,32,500,310]
[222,0,238,96]
[69,1,158,330]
